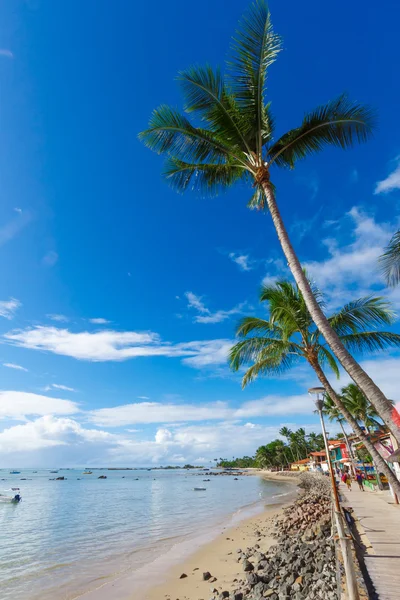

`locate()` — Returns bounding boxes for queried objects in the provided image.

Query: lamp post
[308,386,359,600]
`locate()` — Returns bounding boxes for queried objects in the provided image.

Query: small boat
[98,475,107,479]
[83,471,93,475]
[9,471,20,475]
[50,470,58,473]
[0,490,22,503]
[193,487,206,491]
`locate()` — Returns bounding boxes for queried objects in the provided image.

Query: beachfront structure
[290,458,310,471]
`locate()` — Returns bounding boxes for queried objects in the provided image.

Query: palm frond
[138,105,245,164]
[163,158,247,196]
[178,65,253,155]
[379,230,400,287]
[318,346,340,379]
[268,94,375,168]
[229,337,299,374]
[247,184,269,211]
[329,296,396,335]
[228,0,281,158]
[241,351,299,388]
[235,316,282,338]
[340,331,400,353]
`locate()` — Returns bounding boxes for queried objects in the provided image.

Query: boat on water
[50,470,58,473]
[193,487,206,491]
[0,489,21,503]
[9,471,20,475]
[83,471,93,475]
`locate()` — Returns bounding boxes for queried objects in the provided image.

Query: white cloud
[228,253,254,271]
[0,415,114,454]
[0,391,79,420]
[0,49,13,58]
[155,428,173,444]
[42,251,58,267]
[0,298,21,320]
[4,325,232,367]
[184,291,246,324]
[47,314,69,322]
[137,395,150,400]
[45,384,76,392]
[3,363,28,372]
[303,207,396,307]
[375,160,400,194]
[89,318,111,324]
[89,393,314,428]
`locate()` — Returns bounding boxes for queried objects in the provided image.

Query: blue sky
[1,0,400,467]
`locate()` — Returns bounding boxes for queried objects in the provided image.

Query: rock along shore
[209,473,337,600]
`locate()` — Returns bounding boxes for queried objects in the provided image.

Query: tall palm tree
[379,230,400,287]
[229,279,400,495]
[322,395,357,474]
[279,426,295,461]
[342,383,387,433]
[139,0,400,441]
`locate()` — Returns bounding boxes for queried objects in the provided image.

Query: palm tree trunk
[338,419,357,476]
[262,181,400,443]
[310,359,400,497]
[363,422,384,490]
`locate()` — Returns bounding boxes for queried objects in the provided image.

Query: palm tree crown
[379,230,400,287]
[139,1,373,208]
[341,383,390,432]
[229,279,400,387]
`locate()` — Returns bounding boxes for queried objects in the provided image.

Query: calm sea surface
[0,468,293,600]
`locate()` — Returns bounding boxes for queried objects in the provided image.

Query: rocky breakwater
[210,473,337,600]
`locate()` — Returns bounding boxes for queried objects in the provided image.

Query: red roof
[310,451,326,457]
[291,458,310,465]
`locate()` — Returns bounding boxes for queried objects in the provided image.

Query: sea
[0,468,294,600]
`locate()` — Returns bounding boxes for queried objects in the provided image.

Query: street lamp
[308,386,359,600]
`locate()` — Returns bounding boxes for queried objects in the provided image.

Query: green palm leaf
[379,230,400,287]
[317,346,340,378]
[235,316,283,338]
[329,296,395,335]
[228,0,281,158]
[340,331,400,353]
[268,94,375,168]
[178,65,253,155]
[163,158,247,196]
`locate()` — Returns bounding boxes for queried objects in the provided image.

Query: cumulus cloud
[3,362,28,372]
[0,298,21,319]
[184,291,246,324]
[3,325,232,367]
[303,207,397,307]
[375,160,400,194]
[0,391,79,420]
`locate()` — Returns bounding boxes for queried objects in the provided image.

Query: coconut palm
[139,0,400,441]
[341,383,388,433]
[229,279,400,495]
[279,426,295,461]
[322,395,357,474]
[379,230,400,287]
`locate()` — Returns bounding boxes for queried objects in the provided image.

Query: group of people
[339,469,365,491]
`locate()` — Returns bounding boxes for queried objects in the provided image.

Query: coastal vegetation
[229,279,400,494]
[139,0,400,443]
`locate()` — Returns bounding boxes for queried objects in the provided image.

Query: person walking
[356,472,365,491]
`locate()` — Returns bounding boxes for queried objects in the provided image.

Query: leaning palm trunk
[263,181,400,444]
[363,423,384,490]
[311,359,400,496]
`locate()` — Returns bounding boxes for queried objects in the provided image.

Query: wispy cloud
[0,298,21,320]
[0,211,31,247]
[0,49,13,59]
[375,158,400,194]
[3,363,28,372]
[3,325,232,367]
[43,383,76,392]
[89,318,111,325]
[0,391,79,420]
[228,252,255,271]
[184,291,246,324]
[137,395,150,400]
[42,251,58,267]
[47,314,69,322]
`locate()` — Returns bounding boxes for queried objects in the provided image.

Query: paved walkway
[341,482,400,600]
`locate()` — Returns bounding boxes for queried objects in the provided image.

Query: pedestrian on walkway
[342,471,352,491]
[356,471,365,491]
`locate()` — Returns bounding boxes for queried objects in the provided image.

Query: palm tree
[279,426,295,461]
[379,230,400,286]
[342,383,393,489]
[342,383,388,433]
[139,0,400,441]
[229,279,400,495]
[322,395,357,475]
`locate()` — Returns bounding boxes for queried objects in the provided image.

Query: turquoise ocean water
[0,468,293,600]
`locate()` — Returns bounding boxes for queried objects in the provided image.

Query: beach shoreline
[79,475,299,600]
